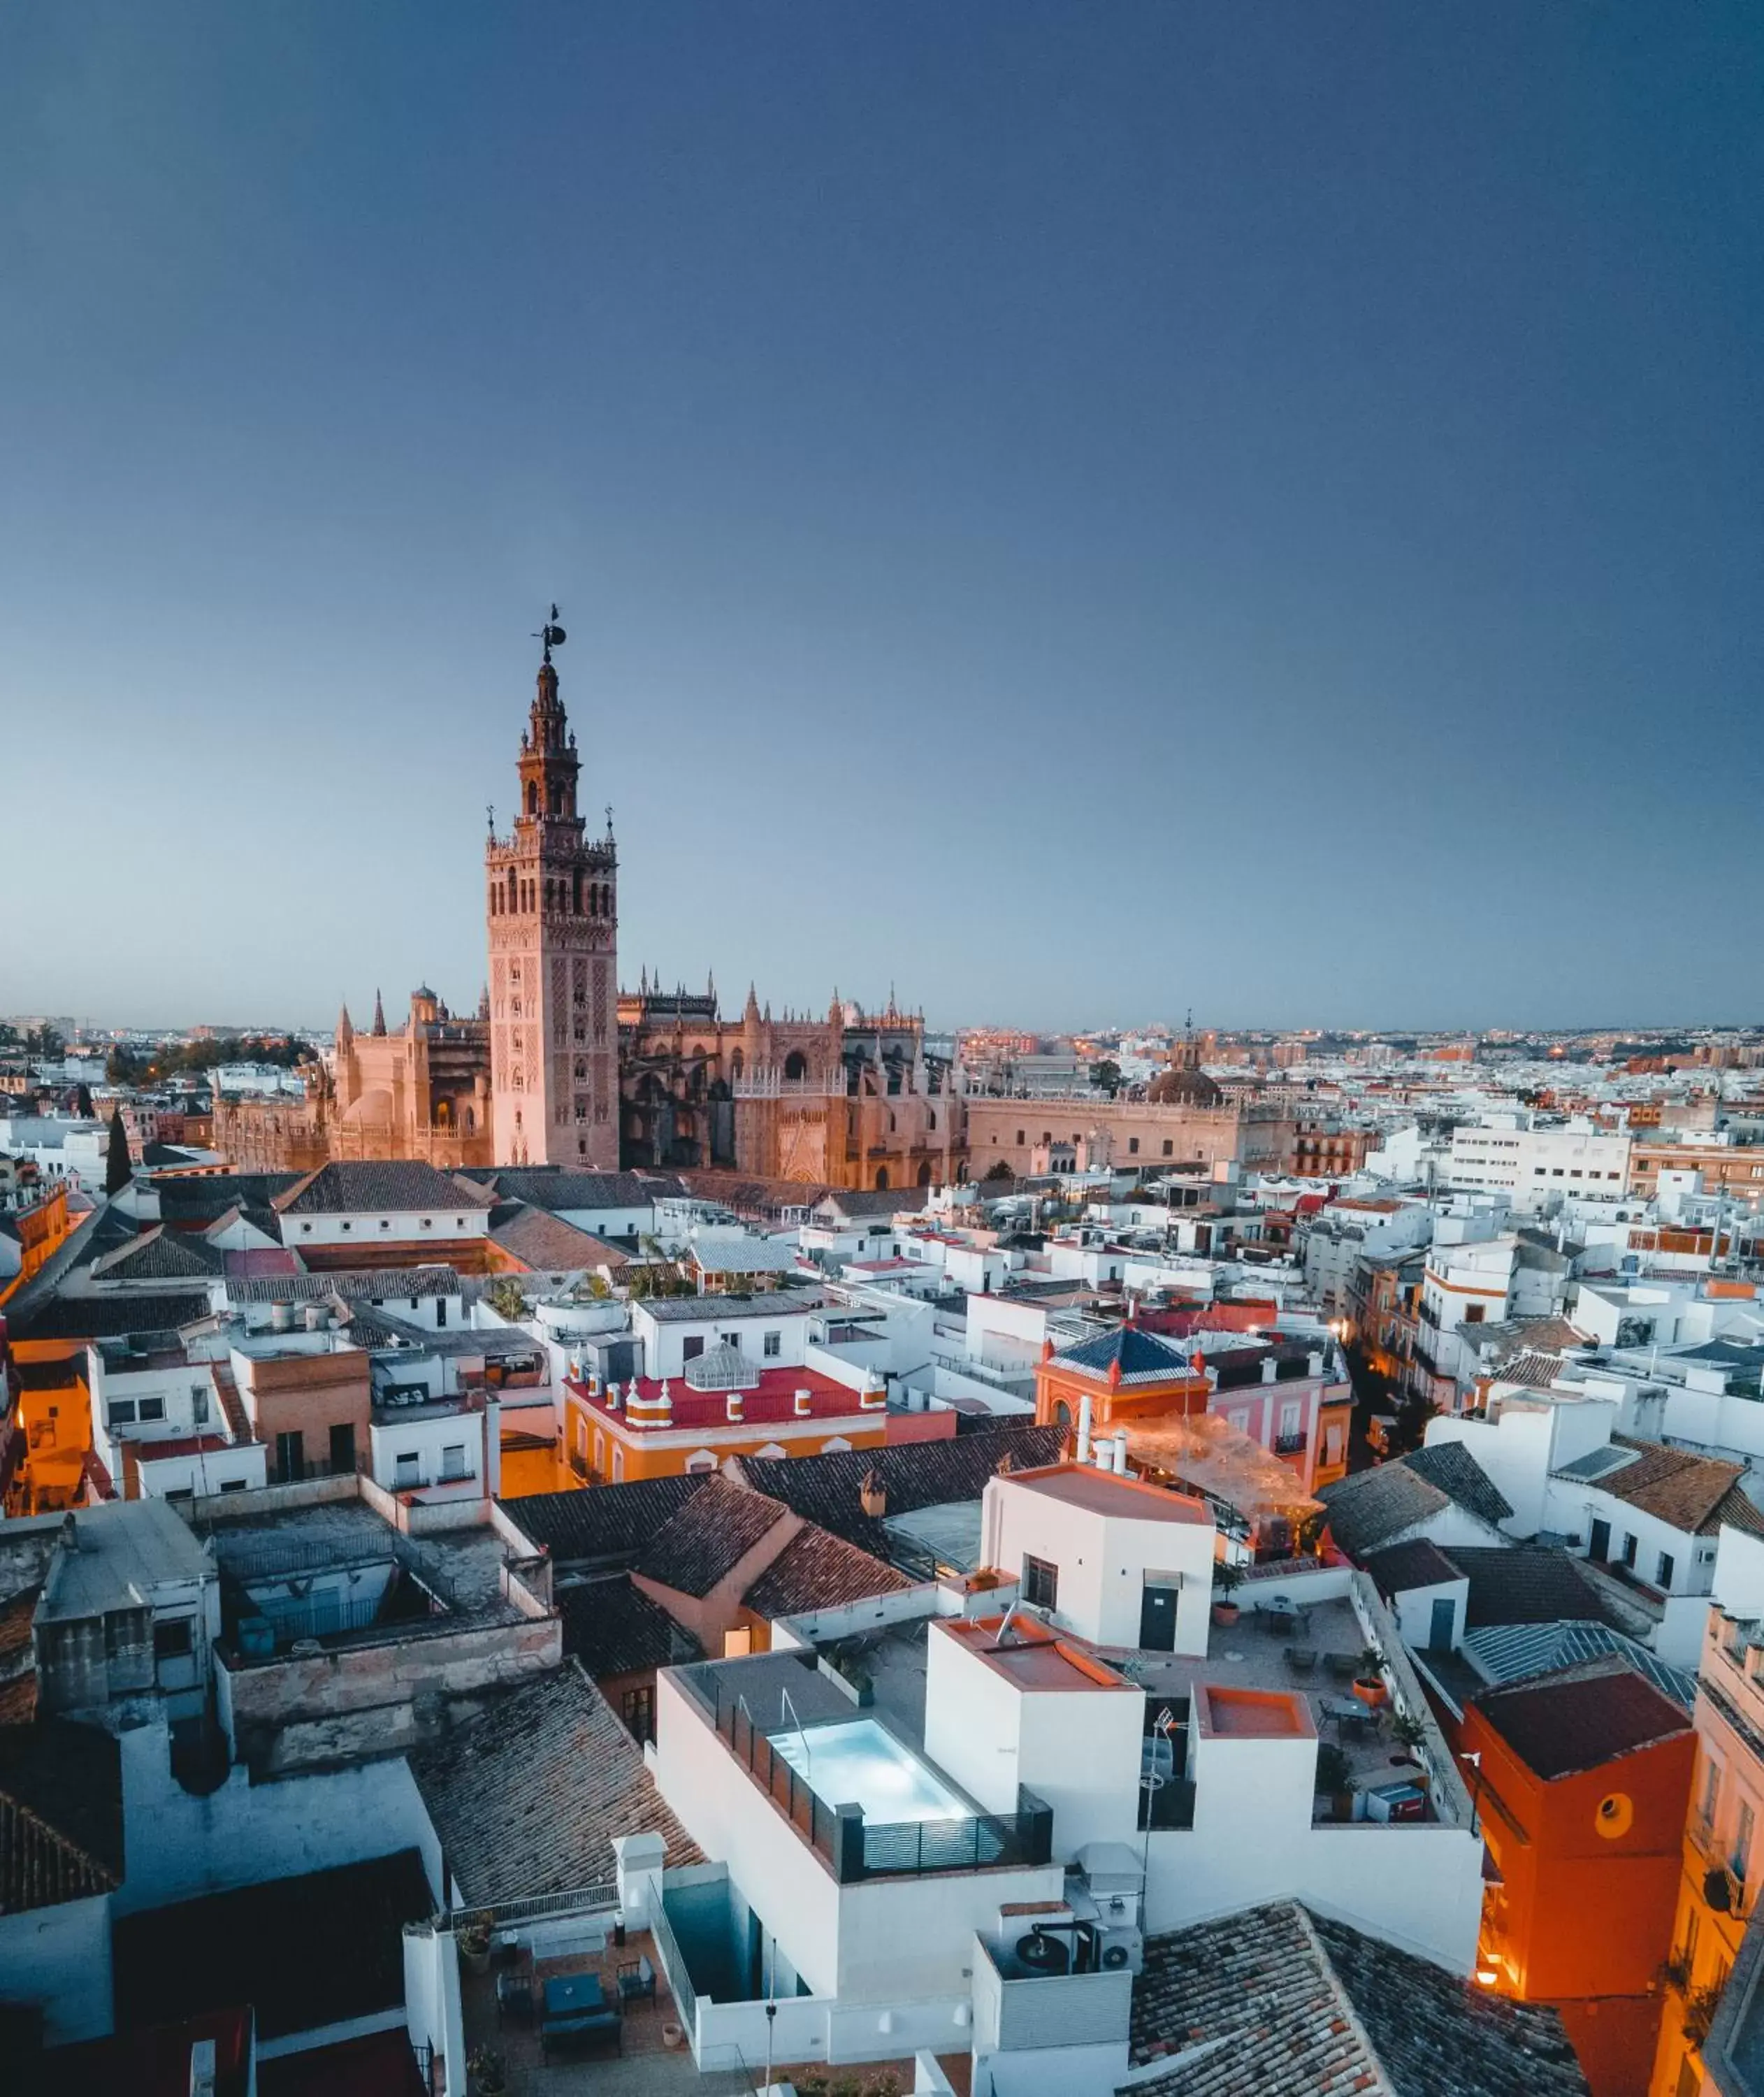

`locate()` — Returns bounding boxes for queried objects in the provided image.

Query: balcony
[1273,1432,1309,1457]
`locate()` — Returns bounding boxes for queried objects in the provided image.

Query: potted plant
[454,1912,493,1973]
[1352,1645,1389,1709]
[1211,1560,1247,1627]
[1316,1743,1356,1823]
[1389,1708,1429,1777]
[468,2047,507,2096]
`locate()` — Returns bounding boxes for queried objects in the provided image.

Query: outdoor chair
[495,1971,535,2026]
[618,1955,658,2010]
[1284,1645,1317,1676]
[1325,1652,1360,1682]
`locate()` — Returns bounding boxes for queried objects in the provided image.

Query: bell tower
[486,610,619,1168]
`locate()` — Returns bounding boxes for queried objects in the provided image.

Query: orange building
[561,1360,940,1484]
[1464,1657,1696,2097]
[0,1178,74,1303]
[2,1340,94,1514]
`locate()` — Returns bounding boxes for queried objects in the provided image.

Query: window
[220,1478,248,1494]
[1702,1757,1723,1833]
[1657,1551,1676,1588]
[1022,1554,1059,1610]
[622,1684,657,1744]
[394,1450,422,1487]
[153,1618,194,1662]
[341,1220,352,1232]
[1736,1800,1756,1886]
[380,1218,391,1230]
[191,1383,210,1425]
[138,1396,165,1423]
[1162,1140,1173,1157]
[440,1443,468,1482]
[682,1336,706,1362]
[1016,1130,1025,1147]
[763,1331,781,1359]
[421,1217,433,1230]
[1463,1304,1484,1324]
[1129,1138,1140,1155]
[1620,1532,1638,1569]
[107,1400,137,1426]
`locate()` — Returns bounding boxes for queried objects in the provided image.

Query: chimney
[59,1511,79,1554]
[859,1467,887,1520]
[725,1392,744,1423]
[1261,1356,1278,1383]
[1113,1430,1129,1475]
[859,1371,886,1413]
[793,1388,813,1418]
[1075,1391,1093,1466]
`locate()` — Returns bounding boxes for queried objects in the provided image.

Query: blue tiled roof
[1055,1327,1192,1378]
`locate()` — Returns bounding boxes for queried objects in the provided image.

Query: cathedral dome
[340,1087,396,1127]
[1146,1065,1223,1108]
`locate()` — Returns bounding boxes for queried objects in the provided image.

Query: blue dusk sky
[2,4,1760,1035]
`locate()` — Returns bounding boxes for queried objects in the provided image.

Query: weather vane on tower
[533,603,567,664]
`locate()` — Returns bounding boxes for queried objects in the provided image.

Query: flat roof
[23,1499,212,1620]
[1195,1683,1315,1740]
[1001,1462,1212,1525]
[934,1614,1138,1694]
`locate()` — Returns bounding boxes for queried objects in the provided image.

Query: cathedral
[215,626,960,1191]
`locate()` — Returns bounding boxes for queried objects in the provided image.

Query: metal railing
[705,1685,1051,1882]
[477,1879,619,1929]
[1273,1432,1308,1455]
[647,1886,697,2044]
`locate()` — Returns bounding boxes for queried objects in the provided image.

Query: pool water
[770,1717,969,1824]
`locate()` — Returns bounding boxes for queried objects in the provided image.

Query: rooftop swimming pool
[770,1717,969,1824]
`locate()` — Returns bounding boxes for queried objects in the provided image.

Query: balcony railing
[1273,1432,1308,1456]
[701,1682,1052,1883]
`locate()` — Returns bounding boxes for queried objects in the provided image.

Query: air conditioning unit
[1095,1923,1144,1973]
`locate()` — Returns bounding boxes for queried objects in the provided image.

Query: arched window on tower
[874,1167,890,1191]
[526,781,539,816]
[916,1161,934,1186]
[730,1049,744,1081]
[572,868,583,914]
[506,869,517,914]
[784,1051,808,1082]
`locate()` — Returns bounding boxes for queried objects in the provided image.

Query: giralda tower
[485,612,619,1168]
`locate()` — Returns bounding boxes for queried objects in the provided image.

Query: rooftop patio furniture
[1324,1651,1361,1682]
[1320,1695,1381,1740]
[617,1954,658,2010]
[542,1971,621,2061]
[1256,1596,1310,1635]
[495,1970,535,2026]
[1284,1645,1318,1675]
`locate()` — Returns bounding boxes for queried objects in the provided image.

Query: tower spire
[372,988,386,1037]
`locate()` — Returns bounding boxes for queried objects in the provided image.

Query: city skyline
[5,5,1761,1030]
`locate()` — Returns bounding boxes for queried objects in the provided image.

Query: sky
[2,4,1760,1036]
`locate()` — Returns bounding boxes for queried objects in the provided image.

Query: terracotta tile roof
[1364,1537,1463,1596]
[7,1290,215,1342]
[1318,1444,1511,1558]
[742,1525,912,1620]
[1442,1546,1624,1631]
[1129,1899,1589,2096]
[0,1718,124,1915]
[557,1573,703,1677]
[1599,1436,1764,1537]
[112,1848,432,2041]
[1474,1657,1692,1780]
[489,1204,630,1271]
[224,1266,462,1304]
[272,1162,494,1217]
[461,1168,682,1212]
[89,1225,226,1283]
[154,1172,305,1227]
[732,1422,1067,1557]
[636,1476,791,1598]
[407,1660,700,1902]
[498,1475,713,1564]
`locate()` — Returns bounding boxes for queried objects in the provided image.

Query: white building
[1445,1120,1631,1210]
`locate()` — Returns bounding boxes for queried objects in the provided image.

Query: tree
[486,1276,530,1323]
[104,1109,132,1195]
[74,1083,95,1118]
[26,1024,65,1059]
[1089,1058,1122,1096]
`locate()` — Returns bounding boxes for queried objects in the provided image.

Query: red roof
[570,1364,874,1432]
[136,1434,237,1462]
[224,1248,303,1279]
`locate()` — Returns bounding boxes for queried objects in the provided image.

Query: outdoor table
[1320,1695,1380,1738]
[544,1972,606,2022]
